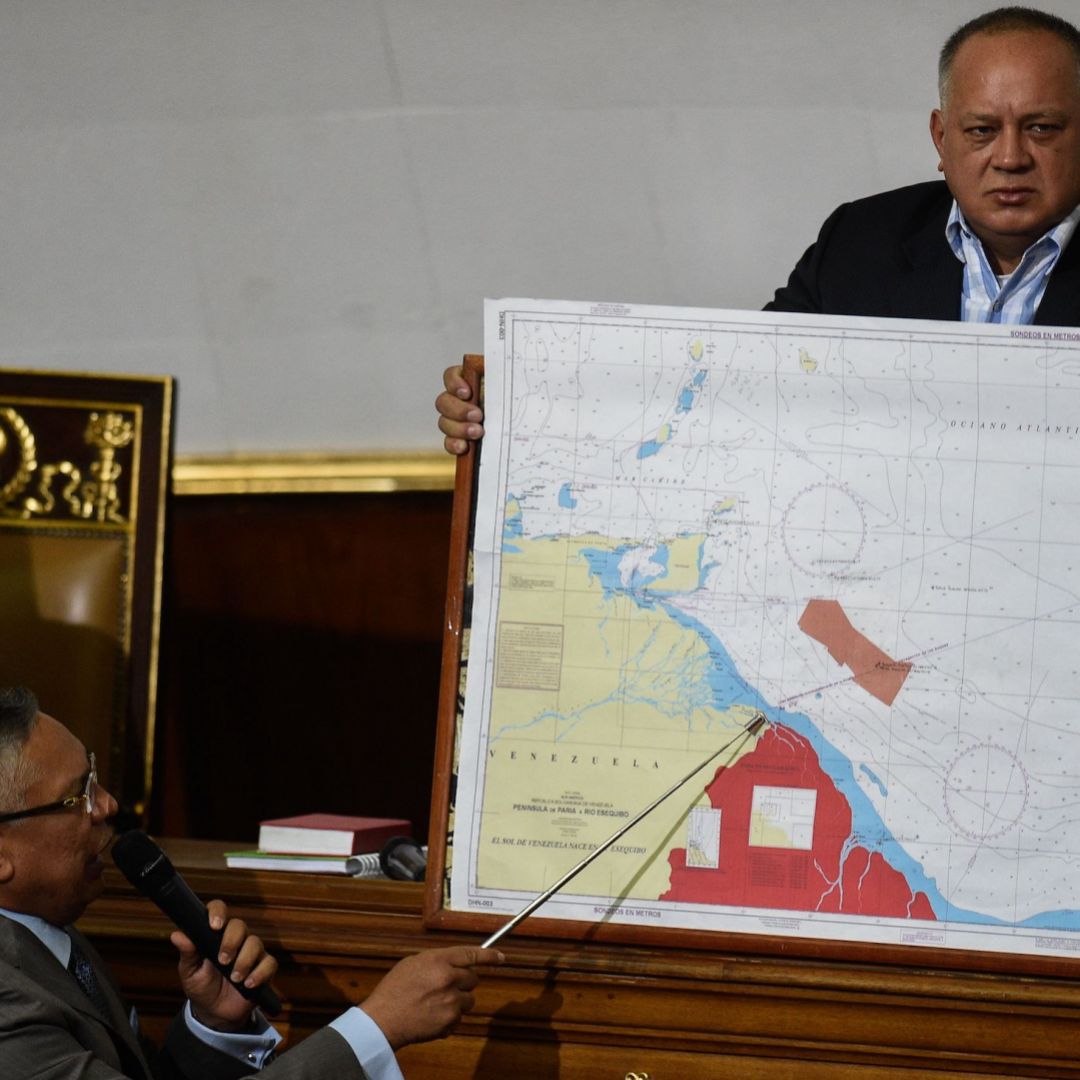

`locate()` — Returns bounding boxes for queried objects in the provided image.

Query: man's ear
[929,108,947,169]
[0,841,16,885]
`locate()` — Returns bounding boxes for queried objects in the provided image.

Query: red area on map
[661,725,935,920]
[798,598,911,706]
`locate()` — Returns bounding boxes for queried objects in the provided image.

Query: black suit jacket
[0,916,366,1080]
[765,180,1080,327]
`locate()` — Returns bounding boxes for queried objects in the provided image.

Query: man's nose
[993,125,1033,170]
[92,786,118,823]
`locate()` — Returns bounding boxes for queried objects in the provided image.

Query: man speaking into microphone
[0,687,503,1079]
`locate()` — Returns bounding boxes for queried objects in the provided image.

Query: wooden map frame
[422,354,1079,980]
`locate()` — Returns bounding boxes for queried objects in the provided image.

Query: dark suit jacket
[765,180,1080,327]
[0,916,367,1080]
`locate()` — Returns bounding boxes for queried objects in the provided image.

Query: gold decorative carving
[23,462,82,518]
[78,411,135,522]
[0,405,135,523]
[0,406,37,510]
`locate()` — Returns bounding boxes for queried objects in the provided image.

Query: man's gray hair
[0,687,42,817]
[939,6,1080,106]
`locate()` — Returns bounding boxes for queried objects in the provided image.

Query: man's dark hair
[0,687,40,815]
[939,6,1080,104]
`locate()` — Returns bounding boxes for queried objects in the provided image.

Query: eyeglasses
[0,753,98,824]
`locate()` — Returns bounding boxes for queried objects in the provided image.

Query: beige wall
[0,0,1041,453]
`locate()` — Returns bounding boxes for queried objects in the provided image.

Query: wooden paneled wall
[151,491,454,844]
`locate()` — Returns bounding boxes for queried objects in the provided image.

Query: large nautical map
[448,298,1080,959]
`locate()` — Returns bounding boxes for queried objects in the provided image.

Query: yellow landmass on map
[689,338,704,361]
[477,532,761,897]
[798,347,818,373]
[657,534,710,592]
[747,811,796,848]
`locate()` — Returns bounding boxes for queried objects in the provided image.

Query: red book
[257,813,410,856]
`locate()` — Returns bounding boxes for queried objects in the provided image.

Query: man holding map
[422,6,1080,1042]
[435,5,1080,453]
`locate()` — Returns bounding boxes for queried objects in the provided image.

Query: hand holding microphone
[112,830,504,1048]
[113,830,281,1022]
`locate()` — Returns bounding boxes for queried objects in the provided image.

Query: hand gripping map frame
[423,300,1080,979]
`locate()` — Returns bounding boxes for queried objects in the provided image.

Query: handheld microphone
[112,830,281,1016]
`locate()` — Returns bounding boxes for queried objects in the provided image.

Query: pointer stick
[481,711,768,948]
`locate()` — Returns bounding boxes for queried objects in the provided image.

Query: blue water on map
[637,372,707,460]
[503,496,523,553]
[1017,909,1080,929]
[677,371,706,413]
[860,765,888,798]
[558,483,577,509]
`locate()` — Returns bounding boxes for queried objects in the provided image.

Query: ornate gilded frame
[0,369,173,820]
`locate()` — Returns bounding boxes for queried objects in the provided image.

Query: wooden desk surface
[79,839,1080,1080]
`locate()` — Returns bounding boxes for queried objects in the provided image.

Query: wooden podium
[81,839,1080,1079]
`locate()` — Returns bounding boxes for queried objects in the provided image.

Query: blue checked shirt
[946,200,1080,324]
